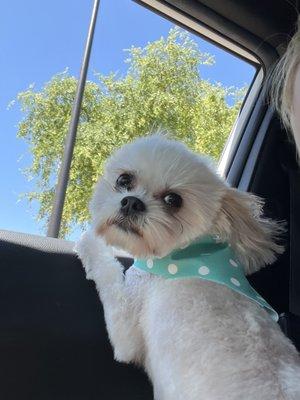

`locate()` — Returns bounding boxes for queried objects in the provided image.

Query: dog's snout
[120,196,146,215]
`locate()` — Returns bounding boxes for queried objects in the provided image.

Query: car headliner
[159,0,299,60]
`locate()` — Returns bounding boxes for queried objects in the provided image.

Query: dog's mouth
[97,216,143,237]
[115,219,142,236]
[101,213,143,237]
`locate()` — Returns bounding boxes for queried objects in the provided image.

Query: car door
[0,230,152,399]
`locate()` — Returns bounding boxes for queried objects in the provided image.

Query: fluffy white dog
[76,134,300,400]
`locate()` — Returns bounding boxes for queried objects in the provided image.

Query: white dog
[76,134,300,400]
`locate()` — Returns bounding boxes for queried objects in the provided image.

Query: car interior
[1,1,300,399]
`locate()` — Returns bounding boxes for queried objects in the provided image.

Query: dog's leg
[75,231,144,364]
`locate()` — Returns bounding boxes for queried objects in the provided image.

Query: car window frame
[46,0,271,238]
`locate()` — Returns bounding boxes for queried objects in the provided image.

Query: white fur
[76,135,300,400]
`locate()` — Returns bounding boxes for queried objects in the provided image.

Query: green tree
[16,28,244,237]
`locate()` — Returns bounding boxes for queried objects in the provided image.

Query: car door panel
[0,230,152,400]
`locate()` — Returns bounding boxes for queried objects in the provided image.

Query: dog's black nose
[120,196,146,215]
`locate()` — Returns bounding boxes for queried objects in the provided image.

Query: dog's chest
[125,266,256,330]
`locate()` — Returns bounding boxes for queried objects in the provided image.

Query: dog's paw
[75,230,125,284]
[75,230,113,270]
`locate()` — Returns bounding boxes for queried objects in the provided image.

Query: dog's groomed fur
[76,135,300,400]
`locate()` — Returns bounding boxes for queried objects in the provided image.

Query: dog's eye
[163,193,182,208]
[116,173,134,190]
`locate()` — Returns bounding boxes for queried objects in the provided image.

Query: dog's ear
[214,188,284,275]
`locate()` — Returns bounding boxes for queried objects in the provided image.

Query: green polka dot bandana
[133,235,278,321]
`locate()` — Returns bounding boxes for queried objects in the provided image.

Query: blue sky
[0,0,256,239]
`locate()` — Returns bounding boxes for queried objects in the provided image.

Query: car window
[0,0,257,240]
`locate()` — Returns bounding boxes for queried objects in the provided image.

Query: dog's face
[90,134,283,272]
[90,135,224,258]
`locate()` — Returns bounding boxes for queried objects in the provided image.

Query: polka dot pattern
[168,264,178,275]
[230,277,241,287]
[229,259,238,267]
[198,266,210,275]
[146,259,154,269]
[132,235,278,321]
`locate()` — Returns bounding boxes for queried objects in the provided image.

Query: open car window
[1,0,257,240]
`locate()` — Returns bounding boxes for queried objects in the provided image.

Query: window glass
[1,0,92,236]
[0,0,256,239]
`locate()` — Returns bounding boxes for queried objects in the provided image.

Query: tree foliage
[16,28,244,237]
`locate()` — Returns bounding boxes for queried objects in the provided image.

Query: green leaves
[16,27,244,237]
